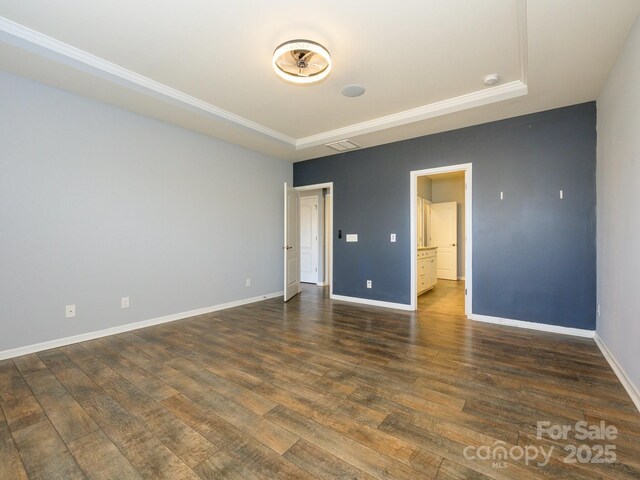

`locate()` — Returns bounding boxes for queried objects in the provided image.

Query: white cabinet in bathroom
[417,248,438,295]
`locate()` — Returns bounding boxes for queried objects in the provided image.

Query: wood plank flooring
[1,282,639,479]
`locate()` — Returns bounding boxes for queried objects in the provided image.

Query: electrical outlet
[390,233,396,242]
[121,296,130,309]
[245,278,251,287]
[366,280,372,289]
[65,304,76,318]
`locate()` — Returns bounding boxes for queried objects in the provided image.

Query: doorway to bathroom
[410,164,472,316]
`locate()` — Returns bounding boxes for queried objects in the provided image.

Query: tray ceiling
[1,0,638,161]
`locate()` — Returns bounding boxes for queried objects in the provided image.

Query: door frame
[410,163,472,315]
[295,182,334,295]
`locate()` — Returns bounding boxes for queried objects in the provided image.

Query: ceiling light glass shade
[272,39,331,84]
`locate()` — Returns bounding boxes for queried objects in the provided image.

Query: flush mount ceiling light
[272,39,331,84]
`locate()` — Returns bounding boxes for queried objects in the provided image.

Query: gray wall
[0,71,292,352]
[295,102,596,330]
[597,16,640,396]
[431,174,465,278]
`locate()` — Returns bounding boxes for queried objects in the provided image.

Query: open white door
[299,195,319,284]
[284,183,300,301]
[431,201,457,280]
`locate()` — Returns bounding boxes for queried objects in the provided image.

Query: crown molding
[294,80,528,149]
[0,1,529,152]
[0,16,297,146]
[517,0,529,84]
[296,0,529,149]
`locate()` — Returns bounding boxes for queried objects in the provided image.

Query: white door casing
[411,164,471,315]
[431,201,458,280]
[284,183,300,301]
[324,193,332,288]
[417,196,424,246]
[423,198,431,245]
[300,195,319,283]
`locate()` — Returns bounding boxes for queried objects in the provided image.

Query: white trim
[295,182,333,191]
[0,16,296,146]
[330,294,413,311]
[517,0,529,85]
[296,81,527,149]
[324,191,332,290]
[317,282,329,286]
[295,182,334,298]
[0,11,529,152]
[470,313,595,338]
[0,291,283,361]
[411,163,473,315]
[594,334,640,413]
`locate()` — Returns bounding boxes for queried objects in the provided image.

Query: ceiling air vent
[326,139,360,152]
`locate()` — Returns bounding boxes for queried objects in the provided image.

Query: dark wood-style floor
[1,281,639,479]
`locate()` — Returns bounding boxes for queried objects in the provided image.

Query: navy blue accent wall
[294,103,596,329]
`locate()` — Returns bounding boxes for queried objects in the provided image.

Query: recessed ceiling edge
[0,1,528,152]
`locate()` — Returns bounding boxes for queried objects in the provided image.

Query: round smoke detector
[272,39,331,84]
[341,84,366,97]
[483,74,501,86]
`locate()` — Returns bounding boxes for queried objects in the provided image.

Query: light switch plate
[346,234,358,242]
[65,304,76,318]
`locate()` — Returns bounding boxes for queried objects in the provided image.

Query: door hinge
[315,204,318,210]
[465,289,468,295]
[315,267,318,272]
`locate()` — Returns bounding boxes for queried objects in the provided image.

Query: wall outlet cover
[245,279,251,287]
[65,304,76,318]
[366,280,372,288]
[390,233,396,242]
[121,296,130,309]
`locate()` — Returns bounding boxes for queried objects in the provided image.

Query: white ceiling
[1,0,638,162]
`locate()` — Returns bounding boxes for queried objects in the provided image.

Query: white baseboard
[470,313,595,338]
[0,291,283,361]
[594,334,640,413]
[330,293,413,311]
